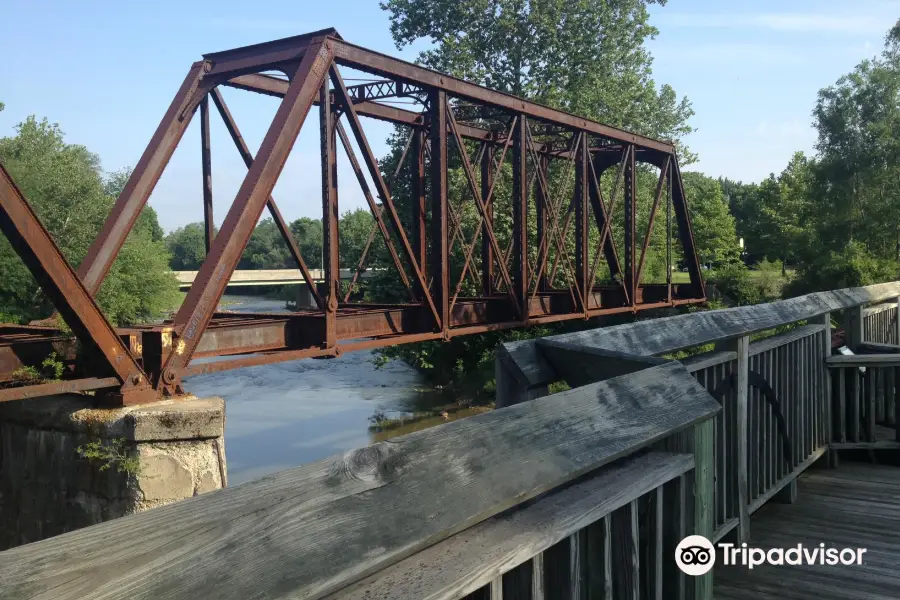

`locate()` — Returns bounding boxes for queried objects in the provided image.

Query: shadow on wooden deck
[715,460,900,599]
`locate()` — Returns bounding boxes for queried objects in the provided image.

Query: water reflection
[183,294,449,485]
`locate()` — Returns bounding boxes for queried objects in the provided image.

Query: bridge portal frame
[0,28,705,404]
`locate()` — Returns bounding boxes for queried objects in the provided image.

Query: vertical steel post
[78,62,209,294]
[209,88,324,310]
[666,161,672,303]
[512,115,529,319]
[481,144,494,296]
[200,95,214,254]
[670,159,705,299]
[411,129,427,298]
[429,91,449,332]
[161,39,334,393]
[575,137,589,313]
[624,144,637,306]
[535,153,548,293]
[320,78,340,347]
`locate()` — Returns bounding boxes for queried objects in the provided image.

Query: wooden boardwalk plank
[714,461,900,600]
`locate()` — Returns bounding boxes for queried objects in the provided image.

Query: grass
[669,269,793,284]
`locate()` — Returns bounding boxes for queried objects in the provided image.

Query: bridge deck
[715,460,900,600]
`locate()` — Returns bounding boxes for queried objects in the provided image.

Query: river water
[183,295,462,485]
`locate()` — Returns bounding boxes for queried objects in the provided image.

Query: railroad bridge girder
[0,28,705,405]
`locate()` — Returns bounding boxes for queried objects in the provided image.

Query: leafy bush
[76,438,140,475]
[754,258,786,300]
[375,325,554,399]
[709,262,762,306]
[783,241,899,298]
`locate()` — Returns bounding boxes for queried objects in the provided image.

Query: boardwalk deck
[715,460,900,600]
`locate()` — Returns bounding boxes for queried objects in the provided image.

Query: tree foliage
[680,172,738,267]
[372,0,712,390]
[0,117,179,325]
[164,210,376,274]
[382,0,695,160]
[809,23,900,258]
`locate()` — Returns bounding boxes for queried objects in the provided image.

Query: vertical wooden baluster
[868,368,877,443]
[717,364,726,527]
[850,367,860,443]
[838,367,847,443]
[570,531,585,600]
[895,366,900,442]
[532,553,546,600]
[651,487,664,600]
[611,502,639,600]
[663,475,687,600]
[805,336,812,459]
[884,368,897,426]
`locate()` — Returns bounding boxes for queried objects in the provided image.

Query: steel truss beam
[0,29,705,404]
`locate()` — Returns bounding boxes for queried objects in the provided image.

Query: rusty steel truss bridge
[0,28,706,405]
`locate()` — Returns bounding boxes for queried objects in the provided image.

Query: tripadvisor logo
[675,535,867,575]
[675,535,716,576]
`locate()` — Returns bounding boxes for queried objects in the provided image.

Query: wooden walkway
[715,461,900,599]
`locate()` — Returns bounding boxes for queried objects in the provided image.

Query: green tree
[290,217,324,269]
[165,223,209,270]
[239,218,292,270]
[338,208,375,271]
[381,0,694,159]
[0,116,178,324]
[811,21,900,258]
[374,0,698,389]
[785,241,899,297]
[680,172,738,267]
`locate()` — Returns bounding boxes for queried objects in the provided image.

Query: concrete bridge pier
[294,283,319,310]
[0,394,226,550]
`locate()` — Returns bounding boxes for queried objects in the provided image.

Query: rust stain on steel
[0,29,705,404]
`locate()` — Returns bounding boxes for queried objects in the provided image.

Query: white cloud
[658,11,894,36]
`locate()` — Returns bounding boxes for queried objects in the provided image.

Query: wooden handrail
[827,354,900,368]
[0,362,719,600]
[501,281,900,390]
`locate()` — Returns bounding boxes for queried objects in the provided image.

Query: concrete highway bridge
[173,269,375,308]
[172,268,374,288]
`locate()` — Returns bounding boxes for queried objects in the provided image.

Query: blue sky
[1,0,897,231]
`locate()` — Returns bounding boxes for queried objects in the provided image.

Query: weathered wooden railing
[863,300,899,345]
[5,282,900,600]
[0,362,719,600]
[825,299,900,449]
[497,281,900,565]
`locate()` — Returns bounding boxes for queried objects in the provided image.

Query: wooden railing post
[694,418,715,600]
[495,346,549,408]
[812,312,838,468]
[895,297,900,344]
[845,304,864,350]
[716,335,750,543]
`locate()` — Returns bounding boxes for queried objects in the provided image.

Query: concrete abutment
[0,394,225,550]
